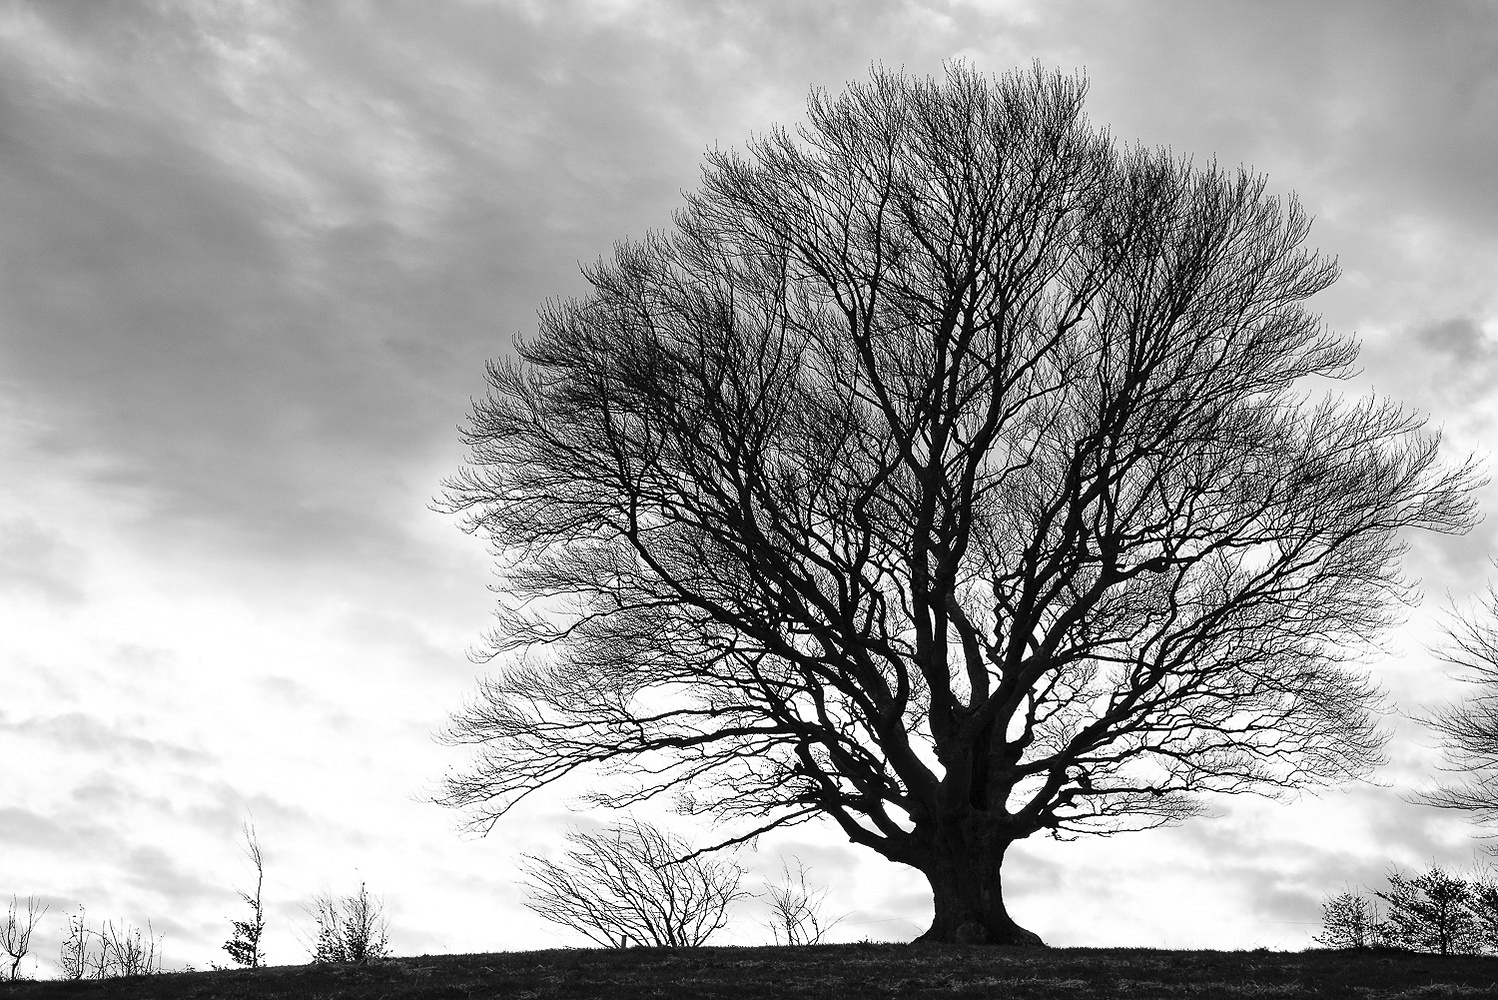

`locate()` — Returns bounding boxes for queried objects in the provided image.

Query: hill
[2,943,1495,998]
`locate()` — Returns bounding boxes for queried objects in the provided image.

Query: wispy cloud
[0,712,213,765]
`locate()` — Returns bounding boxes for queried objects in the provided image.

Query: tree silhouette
[223,822,266,969]
[438,63,1479,944]
[1377,865,1480,955]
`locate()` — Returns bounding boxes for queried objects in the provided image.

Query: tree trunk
[913,840,1045,947]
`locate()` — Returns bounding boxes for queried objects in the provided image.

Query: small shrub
[1312,890,1380,949]
[58,908,163,979]
[58,908,94,980]
[98,919,164,976]
[308,883,390,964]
[764,858,843,946]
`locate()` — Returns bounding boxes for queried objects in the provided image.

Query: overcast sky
[3,0,1498,973]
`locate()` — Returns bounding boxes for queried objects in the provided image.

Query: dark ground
[3,943,1497,999]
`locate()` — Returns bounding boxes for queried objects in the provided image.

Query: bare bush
[98,919,164,977]
[58,908,94,980]
[763,858,842,946]
[58,908,163,979]
[308,883,390,964]
[1312,890,1381,950]
[521,818,746,947]
[0,895,46,980]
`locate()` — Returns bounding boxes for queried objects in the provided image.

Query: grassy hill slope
[3,943,1495,999]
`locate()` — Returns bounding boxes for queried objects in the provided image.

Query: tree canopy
[438,63,1479,944]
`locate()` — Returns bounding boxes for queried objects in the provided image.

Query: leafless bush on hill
[58,908,92,980]
[763,858,842,946]
[0,895,46,980]
[57,908,163,979]
[307,882,390,964]
[98,919,164,976]
[520,817,746,947]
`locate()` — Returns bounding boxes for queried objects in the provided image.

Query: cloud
[1033,2,1498,231]
[0,3,485,573]
[0,712,214,765]
[120,843,223,908]
[0,0,1040,546]
[1406,317,1498,424]
[0,806,94,851]
[0,516,85,605]
[1419,317,1498,369]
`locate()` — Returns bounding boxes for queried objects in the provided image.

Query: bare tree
[519,818,746,947]
[1415,582,1498,832]
[307,883,390,964]
[763,858,842,946]
[437,63,1479,944]
[223,821,267,968]
[0,895,46,979]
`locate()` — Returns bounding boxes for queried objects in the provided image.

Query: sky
[2,0,1498,974]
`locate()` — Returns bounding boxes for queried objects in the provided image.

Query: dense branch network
[437,64,1477,899]
[520,818,746,948]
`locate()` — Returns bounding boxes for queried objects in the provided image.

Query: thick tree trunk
[912,840,1045,947]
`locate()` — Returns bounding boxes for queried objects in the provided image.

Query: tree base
[916,847,1048,947]
[913,921,1047,947]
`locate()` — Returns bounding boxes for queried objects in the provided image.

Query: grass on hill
[3,942,1498,999]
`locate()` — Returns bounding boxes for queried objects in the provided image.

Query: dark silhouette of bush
[1313,864,1498,955]
[308,883,390,964]
[1376,865,1480,955]
[520,817,745,947]
[1312,890,1380,950]
[57,907,164,979]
